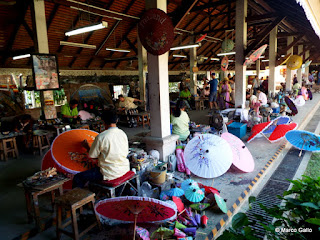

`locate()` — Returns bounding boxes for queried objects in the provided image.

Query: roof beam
[47,3,60,30]
[277,32,302,38]
[169,0,199,28]
[124,37,137,55]
[22,20,34,42]
[277,34,304,56]
[246,13,276,24]
[191,0,236,12]
[245,16,285,56]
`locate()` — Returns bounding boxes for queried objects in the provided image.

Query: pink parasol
[41,150,73,189]
[95,196,177,240]
[221,56,228,71]
[268,122,298,143]
[244,44,268,66]
[247,121,273,143]
[221,132,255,172]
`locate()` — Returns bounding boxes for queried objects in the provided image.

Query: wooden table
[21,176,69,230]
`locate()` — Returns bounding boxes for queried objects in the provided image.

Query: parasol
[184,187,205,203]
[221,39,234,52]
[175,221,187,230]
[247,121,273,143]
[214,193,228,213]
[278,53,291,65]
[41,150,73,190]
[199,184,220,195]
[285,96,298,116]
[151,227,173,240]
[174,228,186,238]
[221,132,255,172]
[268,122,298,143]
[263,116,291,134]
[184,134,233,178]
[287,55,302,70]
[160,191,170,201]
[181,179,198,191]
[302,60,312,68]
[285,130,320,156]
[189,203,210,211]
[51,129,99,174]
[78,110,93,121]
[243,44,268,66]
[166,187,184,197]
[172,196,184,212]
[294,95,305,107]
[136,226,150,240]
[95,196,177,240]
[221,56,229,71]
[196,34,207,43]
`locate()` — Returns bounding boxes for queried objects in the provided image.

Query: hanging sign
[138,8,174,56]
[221,56,228,71]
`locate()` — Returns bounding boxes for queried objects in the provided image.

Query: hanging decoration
[221,56,229,71]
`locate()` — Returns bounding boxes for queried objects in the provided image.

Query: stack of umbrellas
[247,116,298,143]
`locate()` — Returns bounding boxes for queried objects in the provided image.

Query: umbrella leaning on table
[184,134,233,178]
[95,196,177,240]
[285,130,320,157]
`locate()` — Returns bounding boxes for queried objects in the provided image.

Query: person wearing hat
[73,111,130,188]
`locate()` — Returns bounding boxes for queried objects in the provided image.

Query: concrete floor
[0,94,319,240]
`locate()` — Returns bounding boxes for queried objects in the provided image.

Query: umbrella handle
[261,132,272,143]
[299,140,306,157]
[133,214,138,240]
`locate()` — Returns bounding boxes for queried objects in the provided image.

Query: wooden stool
[33,134,50,155]
[0,137,19,161]
[195,100,205,110]
[133,112,150,128]
[22,179,65,230]
[90,171,140,198]
[55,188,101,240]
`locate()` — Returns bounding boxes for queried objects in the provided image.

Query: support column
[235,0,247,108]
[286,36,294,91]
[256,59,260,78]
[138,36,147,105]
[144,0,179,161]
[297,45,303,85]
[206,71,211,80]
[305,50,310,78]
[189,37,197,96]
[269,26,277,95]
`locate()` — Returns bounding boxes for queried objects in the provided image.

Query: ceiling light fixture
[228,60,234,62]
[173,54,187,58]
[65,21,108,36]
[105,47,131,53]
[170,44,200,51]
[13,54,31,60]
[262,59,269,62]
[211,58,220,61]
[60,41,97,49]
[217,51,236,56]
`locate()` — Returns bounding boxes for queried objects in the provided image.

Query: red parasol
[247,121,273,143]
[268,122,298,143]
[196,34,207,43]
[244,44,268,66]
[51,129,99,174]
[221,56,228,71]
[95,196,177,240]
[198,183,220,195]
[172,196,185,213]
[41,150,73,189]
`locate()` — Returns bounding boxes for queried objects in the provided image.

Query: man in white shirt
[257,88,268,106]
[118,95,142,110]
[73,111,130,188]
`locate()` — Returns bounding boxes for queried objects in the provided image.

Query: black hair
[205,87,209,90]
[70,99,78,105]
[101,110,118,125]
[118,95,124,98]
[173,100,186,117]
[20,114,31,121]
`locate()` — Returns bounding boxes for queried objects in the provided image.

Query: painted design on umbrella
[287,55,302,70]
[184,134,233,178]
[263,116,291,134]
[136,226,150,240]
[41,150,73,190]
[51,129,98,174]
[285,96,298,116]
[172,196,184,212]
[166,187,184,197]
[174,228,186,238]
[285,130,320,156]
[221,56,229,71]
[247,122,273,143]
[269,122,298,143]
[214,193,228,213]
[185,187,205,203]
[189,203,210,211]
[221,132,255,172]
[151,227,173,240]
[181,179,198,191]
[294,95,305,107]
[243,44,268,66]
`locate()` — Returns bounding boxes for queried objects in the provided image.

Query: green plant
[218,176,320,240]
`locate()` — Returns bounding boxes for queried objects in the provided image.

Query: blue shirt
[209,78,218,93]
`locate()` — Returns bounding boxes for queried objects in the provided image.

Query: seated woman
[301,82,309,100]
[179,87,192,109]
[292,81,301,96]
[170,101,190,141]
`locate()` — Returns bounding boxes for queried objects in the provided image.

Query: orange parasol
[51,129,99,174]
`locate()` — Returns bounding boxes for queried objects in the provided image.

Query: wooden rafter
[22,20,34,42]
[47,3,59,30]
[124,37,137,54]
[277,34,304,57]
[169,0,199,28]
[191,0,236,12]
